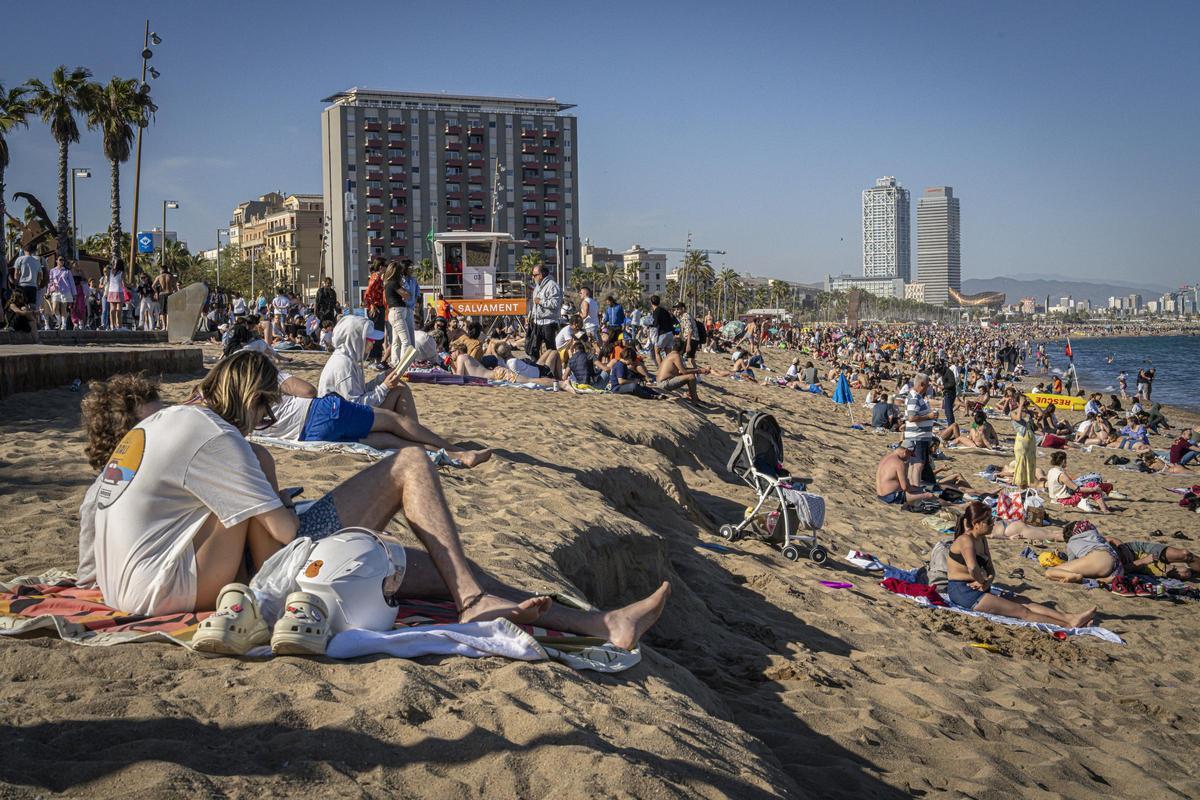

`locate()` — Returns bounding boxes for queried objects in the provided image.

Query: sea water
[1042,334,1200,413]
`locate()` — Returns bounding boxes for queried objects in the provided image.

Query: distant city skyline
[2,1,1198,286]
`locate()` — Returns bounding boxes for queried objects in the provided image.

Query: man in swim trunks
[654,338,708,401]
[875,442,937,506]
[1113,538,1200,580]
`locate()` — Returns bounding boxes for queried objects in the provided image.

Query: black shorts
[18,285,38,306]
[686,340,699,359]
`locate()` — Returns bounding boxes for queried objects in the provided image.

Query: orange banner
[446,298,528,316]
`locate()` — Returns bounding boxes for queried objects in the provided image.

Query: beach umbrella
[720,320,747,339]
[832,373,856,426]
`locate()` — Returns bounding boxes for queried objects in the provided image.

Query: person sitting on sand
[1046,451,1112,513]
[1045,520,1124,583]
[317,316,400,408]
[654,338,709,402]
[937,410,999,449]
[1169,429,1200,469]
[84,353,670,653]
[875,442,938,506]
[450,341,575,392]
[947,502,1097,628]
[1114,415,1152,452]
[871,392,900,432]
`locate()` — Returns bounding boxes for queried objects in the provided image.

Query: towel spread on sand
[249,437,464,468]
[0,572,641,673]
[885,586,1125,645]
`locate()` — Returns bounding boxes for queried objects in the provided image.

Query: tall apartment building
[321,88,579,305]
[229,192,325,298]
[916,186,961,306]
[862,176,910,281]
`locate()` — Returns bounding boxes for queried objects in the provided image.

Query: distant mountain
[961,277,1168,307]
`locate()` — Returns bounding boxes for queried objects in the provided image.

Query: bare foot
[1070,607,1097,628]
[456,448,494,468]
[460,594,550,625]
[600,581,672,650]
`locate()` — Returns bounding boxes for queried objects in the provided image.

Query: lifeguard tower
[433,231,527,317]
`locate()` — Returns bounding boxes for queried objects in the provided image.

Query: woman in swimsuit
[946,502,1097,627]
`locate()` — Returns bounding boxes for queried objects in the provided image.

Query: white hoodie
[318,316,390,406]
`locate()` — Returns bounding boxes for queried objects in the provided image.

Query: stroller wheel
[809,546,829,565]
[782,545,801,562]
[719,524,739,542]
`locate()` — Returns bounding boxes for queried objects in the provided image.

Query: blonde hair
[198,351,280,435]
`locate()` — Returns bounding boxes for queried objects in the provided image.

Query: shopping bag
[995,490,1025,521]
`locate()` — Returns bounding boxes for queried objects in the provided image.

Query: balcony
[467,159,485,168]
[388,122,405,133]
[366,170,384,182]
[541,129,559,139]
[363,121,381,132]
[521,144,539,154]
[389,186,407,197]
[467,142,484,152]
[444,141,461,151]
[523,208,542,217]
[542,146,560,156]
[390,220,406,229]
[367,221,384,231]
[444,125,461,135]
[468,191,485,200]
[543,176,560,186]
[368,236,385,247]
[545,225,559,234]
[365,156,383,166]
[444,159,464,169]
[520,129,536,139]
[543,192,560,202]
[365,137,383,148]
[367,204,384,214]
[365,188,382,198]
[468,127,485,136]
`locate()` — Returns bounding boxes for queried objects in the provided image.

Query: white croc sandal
[192,583,270,656]
[271,592,332,656]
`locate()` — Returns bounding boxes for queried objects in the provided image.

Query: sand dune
[1,344,1198,798]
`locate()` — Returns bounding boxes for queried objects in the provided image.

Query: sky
[3,0,1198,287]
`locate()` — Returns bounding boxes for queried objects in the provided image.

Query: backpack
[928,539,950,590]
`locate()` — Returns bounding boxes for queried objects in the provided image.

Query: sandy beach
[1,344,1198,798]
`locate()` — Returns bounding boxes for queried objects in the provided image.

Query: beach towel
[882,582,1124,644]
[0,572,640,673]
[249,436,465,468]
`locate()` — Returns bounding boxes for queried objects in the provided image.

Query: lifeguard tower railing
[434,231,528,317]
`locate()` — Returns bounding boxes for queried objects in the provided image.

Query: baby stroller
[720,411,828,564]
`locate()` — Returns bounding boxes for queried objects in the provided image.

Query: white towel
[326,619,547,661]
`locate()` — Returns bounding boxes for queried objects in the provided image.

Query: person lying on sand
[451,341,576,392]
[937,410,999,449]
[947,502,1096,627]
[1044,520,1124,583]
[875,442,938,506]
[80,356,670,654]
[1112,538,1200,580]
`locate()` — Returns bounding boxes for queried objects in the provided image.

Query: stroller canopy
[727,411,786,479]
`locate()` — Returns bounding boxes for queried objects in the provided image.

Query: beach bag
[1039,433,1067,449]
[1022,491,1046,526]
[995,490,1025,521]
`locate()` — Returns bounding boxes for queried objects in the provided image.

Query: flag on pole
[426,224,436,247]
[1064,338,1073,360]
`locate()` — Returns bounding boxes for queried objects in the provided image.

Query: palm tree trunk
[109,158,121,260]
[57,142,70,258]
[0,163,7,261]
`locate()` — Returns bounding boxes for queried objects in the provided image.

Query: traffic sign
[137,232,155,253]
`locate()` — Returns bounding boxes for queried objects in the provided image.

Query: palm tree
[26,66,93,258]
[569,265,596,292]
[0,83,31,260]
[414,257,435,285]
[516,252,542,280]
[713,268,741,321]
[85,77,156,260]
[593,260,623,295]
[619,273,644,309]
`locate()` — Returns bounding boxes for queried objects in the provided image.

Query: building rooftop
[322,87,575,113]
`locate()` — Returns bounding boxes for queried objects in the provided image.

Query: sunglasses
[254,397,279,431]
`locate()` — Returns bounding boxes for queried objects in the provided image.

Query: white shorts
[50,292,72,305]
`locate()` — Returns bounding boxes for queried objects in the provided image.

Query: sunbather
[938,410,999,449]
[947,502,1096,627]
[450,341,576,392]
[1045,520,1123,583]
[82,354,670,653]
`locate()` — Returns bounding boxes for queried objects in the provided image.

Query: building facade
[228,192,325,298]
[623,245,667,299]
[321,88,579,306]
[824,274,906,299]
[862,176,911,281]
[916,186,961,306]
[904,282,925,303]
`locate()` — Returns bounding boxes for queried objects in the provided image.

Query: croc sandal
[271,591,332,656]
[192,583,271,656]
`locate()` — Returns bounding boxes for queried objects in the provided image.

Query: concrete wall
[0,346,203,399]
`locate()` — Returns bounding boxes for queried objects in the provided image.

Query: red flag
[1064,338,1073,359]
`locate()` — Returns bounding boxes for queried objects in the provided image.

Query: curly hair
[81,373,161,471]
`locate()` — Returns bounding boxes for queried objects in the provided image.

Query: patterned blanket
[0,571,640,672]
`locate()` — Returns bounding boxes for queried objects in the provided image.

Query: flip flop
[1007,568,1025,580]
[1172,531,1189,540]
[697,542,733,554]
[819,581,853,589]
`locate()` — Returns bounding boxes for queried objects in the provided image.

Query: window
[446,166,463,176]
[467,168,483,179]
[521,154,537,164]
[445,214,462,226]
[522,201,537,211]
[468,135,483,145]
[523,215,539,226]
[522,168,539,179]
[469,215,485,226]
[446,198,462,209]
[489,121,496,128]
[544,201,558,211]
[446,182,462,193]
[467,183,483,193]
[412,166,420,174]
[347,164,356,173]
[367,214,382,223]
[366,181,381,190]
[543,169,558,179]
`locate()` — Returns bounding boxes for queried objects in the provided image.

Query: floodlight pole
[128,19,151,271]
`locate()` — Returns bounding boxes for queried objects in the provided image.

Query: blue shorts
[300,395,375,442]
[877,490,905,505]
[947,580,986,610]
[296,494,342,541]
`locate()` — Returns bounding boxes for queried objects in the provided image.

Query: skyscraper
[916,186,961,306]
[320,88,579,305]
[861,177,910,281]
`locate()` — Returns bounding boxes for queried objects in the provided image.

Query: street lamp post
[161,200,178,270]
[70,167,91,260]
[215,228,226,288]
[128,21,163,271]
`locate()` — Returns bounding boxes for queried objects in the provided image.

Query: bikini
[946,538,995,610]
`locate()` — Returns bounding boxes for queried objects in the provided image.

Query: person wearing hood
[317,315,492,467]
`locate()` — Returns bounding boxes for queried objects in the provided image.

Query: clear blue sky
[4,0,1198,287]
